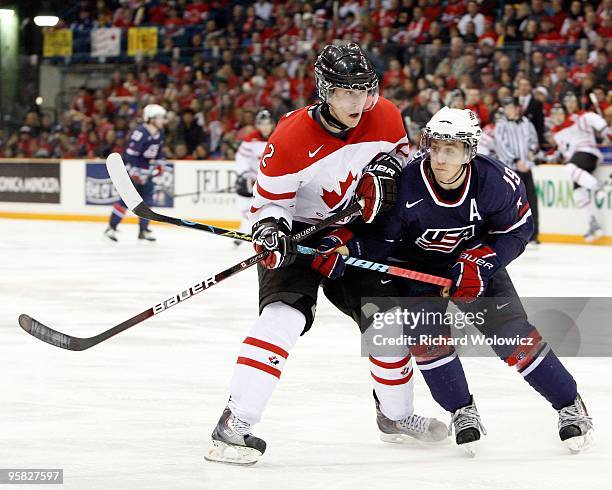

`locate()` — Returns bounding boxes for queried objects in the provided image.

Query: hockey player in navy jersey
[104,104,167,242]
[313,107,594,455]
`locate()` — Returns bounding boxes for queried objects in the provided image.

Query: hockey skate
[374,391,448,444]
[103,227,118,242]
[205,406,266,466]
[449,396,486,457]
[584,216,603,243]
[138,228,156,241]
[558,394,594,454]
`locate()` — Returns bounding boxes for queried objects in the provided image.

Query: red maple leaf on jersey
[321,171,357,209]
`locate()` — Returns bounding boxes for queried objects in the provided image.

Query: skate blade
[459,441,478,457]
[204,439,263,466]
[380,432,450,445]
[564,429,595,454]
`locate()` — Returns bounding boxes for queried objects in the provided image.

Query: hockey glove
[450,244,500,303]
[311,228,363,279]
[252,217,297,269]
[235,171,256,197]
[356,153,402,223]
[151,160,168,178]
[126,164,147,185]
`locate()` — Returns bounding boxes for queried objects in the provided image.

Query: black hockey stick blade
[17,250,265,351]
[19,314,93,351]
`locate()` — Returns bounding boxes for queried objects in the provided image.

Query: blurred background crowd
[1,0,610,160]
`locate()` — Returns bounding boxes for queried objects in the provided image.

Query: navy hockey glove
[356,153,401,223]
[252,217,297,269]
[311,228,363,279]
[450,244,500,303]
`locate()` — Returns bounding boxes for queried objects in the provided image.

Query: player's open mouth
[349,113,360,119]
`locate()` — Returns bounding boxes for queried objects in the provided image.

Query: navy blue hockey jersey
[365,152,534,274]
[124,124,164,169]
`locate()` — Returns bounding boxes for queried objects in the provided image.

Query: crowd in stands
[1,0,610,160]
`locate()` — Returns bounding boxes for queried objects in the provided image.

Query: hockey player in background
[104,104,167,242]
[233,109,275,246]
[206,43,447,466]
[313,107,594,455]
[549,93,610,242]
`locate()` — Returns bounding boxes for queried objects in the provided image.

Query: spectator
[517,77,546,145]
[402,89,433,130]
[551,65,575,102]
[254,0,273,22]
[177,109,206,155]
[458,1,486,37]
[465,88,489,125]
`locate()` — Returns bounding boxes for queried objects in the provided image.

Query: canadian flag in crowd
[91,28,121,57]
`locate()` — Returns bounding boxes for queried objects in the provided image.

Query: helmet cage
[420,126,481,163]
[314,46,379,112]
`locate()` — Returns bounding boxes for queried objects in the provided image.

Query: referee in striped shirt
[494,97,540,243]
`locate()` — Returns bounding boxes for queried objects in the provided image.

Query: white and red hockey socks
[564,163,601,190]
[369,352,414,420]
[228,301,305,425]
[573,187,597,225]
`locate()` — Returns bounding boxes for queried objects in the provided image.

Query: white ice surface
[1,219,611,490]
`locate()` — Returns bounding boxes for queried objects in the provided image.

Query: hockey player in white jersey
[205,43,447,466]
[550,93,610,241]
[234,110,275,245]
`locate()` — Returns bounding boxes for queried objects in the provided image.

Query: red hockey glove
[356,153,401,223]
[311,228,363,279]
[151,161,167,178]
[450,244,500,303]
[252,217,297,269]
[127,165,146,185]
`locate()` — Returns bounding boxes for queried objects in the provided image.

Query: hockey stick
[173,186,235,198]
[106,153,451,287]
[18,201,362,351]
[297,249,451,287]
[588,92,603,117]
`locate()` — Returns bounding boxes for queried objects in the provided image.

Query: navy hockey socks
[418,355,472,412]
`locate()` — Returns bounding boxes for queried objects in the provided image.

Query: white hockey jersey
[250,97,410,226]
[235,130,268,178]
[552,111,609,161]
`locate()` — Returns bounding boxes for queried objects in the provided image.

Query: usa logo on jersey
[415,225,475,253]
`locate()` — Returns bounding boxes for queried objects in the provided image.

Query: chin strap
[440,164,467,185]
[320,102,349,131]
[427,159,468,186]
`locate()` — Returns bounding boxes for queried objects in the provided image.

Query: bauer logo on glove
[356,153,402,223]
[450,244,499,303]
